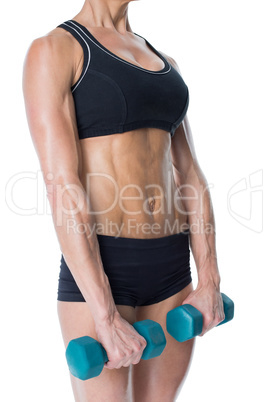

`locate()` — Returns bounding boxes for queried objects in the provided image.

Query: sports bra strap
[57,21,91,92]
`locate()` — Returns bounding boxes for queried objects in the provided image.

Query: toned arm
[164,54,224,333]
[22,33,117,323]
[171,114,220,284]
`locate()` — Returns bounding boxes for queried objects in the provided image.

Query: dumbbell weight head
[166,304,203,343]
[66,336,108,380]
[133,319,167,359]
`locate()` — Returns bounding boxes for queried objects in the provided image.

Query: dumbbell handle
[217,293,234,326]
[185,293,233,325]
[191,293,233,324]
[95,319,166,362]
[100,319,167,363]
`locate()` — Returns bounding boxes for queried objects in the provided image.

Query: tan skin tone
[23,0,225,400]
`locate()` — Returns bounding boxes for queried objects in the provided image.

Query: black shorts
[57,229,192,307]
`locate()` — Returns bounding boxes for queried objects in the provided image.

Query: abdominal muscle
[78,127,189,239]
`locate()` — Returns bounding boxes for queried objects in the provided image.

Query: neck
[75,0,134,34]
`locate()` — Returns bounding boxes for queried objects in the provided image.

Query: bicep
[171,114,208,190]
[22,35,82,187]
[163,53,205,182]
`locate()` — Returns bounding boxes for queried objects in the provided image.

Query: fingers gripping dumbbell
[66,319,167,380]
[166,293,234,343]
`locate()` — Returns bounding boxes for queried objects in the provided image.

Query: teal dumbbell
[166,293,234,342]
[66,319,167,380]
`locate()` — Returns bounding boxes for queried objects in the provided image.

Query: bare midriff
[78,127,189,239]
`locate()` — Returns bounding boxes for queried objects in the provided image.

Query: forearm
[47,175,117,323]
[179,167,221,288]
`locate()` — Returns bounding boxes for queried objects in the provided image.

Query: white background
[1,0,267,400]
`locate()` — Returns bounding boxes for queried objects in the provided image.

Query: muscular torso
[52,23,188,238]
[79,128,188,238]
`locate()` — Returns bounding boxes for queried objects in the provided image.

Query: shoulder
[24,27,76,66]
[23,27,81,90]
[158,50,182,74]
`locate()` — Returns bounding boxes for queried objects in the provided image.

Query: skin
[22,0,225,400]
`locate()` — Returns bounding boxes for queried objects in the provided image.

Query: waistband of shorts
[96,229,190,249]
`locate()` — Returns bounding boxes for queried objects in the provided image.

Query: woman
[22,0,225,400]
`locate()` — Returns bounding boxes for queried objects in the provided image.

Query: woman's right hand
[95,311,147,369]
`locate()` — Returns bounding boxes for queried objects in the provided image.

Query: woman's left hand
[182,281,225,336]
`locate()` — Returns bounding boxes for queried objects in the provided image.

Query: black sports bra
[57,20,189,139]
